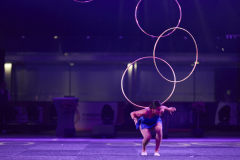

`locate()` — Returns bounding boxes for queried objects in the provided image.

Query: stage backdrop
[74,102,118,131]
[215,102,238,125]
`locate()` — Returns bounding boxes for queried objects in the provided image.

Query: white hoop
[121,56,176,108]
[153,27,198,83]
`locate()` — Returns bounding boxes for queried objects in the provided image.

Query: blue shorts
[135,116,162,130]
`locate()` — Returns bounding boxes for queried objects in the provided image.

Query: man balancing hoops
[130,100,176,156]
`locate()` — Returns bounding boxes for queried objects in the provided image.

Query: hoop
[153,27,198,83]
[135,0,182,38]
[121,56,176,108]
[74,0,93,3]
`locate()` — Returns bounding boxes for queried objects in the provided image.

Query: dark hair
[149,100,162,109]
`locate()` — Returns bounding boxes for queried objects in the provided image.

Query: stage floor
[0,137,240,160]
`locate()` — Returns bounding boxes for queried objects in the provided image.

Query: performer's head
[149,100,162,115]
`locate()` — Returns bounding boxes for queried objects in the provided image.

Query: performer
[130,100,176,156]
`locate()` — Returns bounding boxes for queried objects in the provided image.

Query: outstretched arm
[161,106,176,115]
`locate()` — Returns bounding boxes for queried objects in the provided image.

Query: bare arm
[161,106,176,115]
[130,108,149,124]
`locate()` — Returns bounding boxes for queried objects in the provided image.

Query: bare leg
[154,122,163,153]
[140,125,152,152]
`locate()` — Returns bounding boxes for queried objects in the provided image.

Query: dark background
[0,0,239,53]
[0,0,239,136]
[0,0,239,36]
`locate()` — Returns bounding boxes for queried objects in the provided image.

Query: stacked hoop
[121,0,199,108]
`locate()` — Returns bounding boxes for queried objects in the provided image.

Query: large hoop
[153,27,198,83]
[121,56,176,108]
[135,0,182,38]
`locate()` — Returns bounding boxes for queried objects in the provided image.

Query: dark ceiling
[0,0,239,53]
[1,0,239,36]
